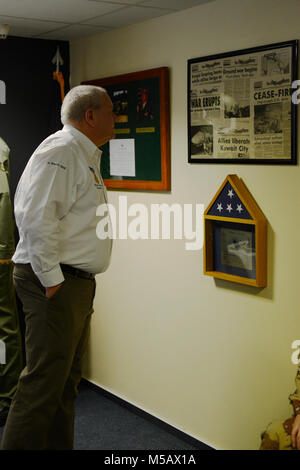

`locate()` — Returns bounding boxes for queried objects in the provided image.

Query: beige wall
[70,0,300,450]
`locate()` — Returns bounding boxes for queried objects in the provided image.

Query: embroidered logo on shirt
[89,166,102,189]
[48,161,66,170]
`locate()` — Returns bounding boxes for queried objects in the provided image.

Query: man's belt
[60,264,95,280]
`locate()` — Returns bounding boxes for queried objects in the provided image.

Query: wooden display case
[204,174,267,287]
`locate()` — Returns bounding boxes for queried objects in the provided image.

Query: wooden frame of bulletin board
[82,67,170,191]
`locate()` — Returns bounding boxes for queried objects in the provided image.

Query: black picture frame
[188,40,298,164]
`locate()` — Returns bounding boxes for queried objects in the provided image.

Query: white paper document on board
[109,139,136,177]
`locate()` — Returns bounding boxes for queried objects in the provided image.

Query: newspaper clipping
[189,46,292,160]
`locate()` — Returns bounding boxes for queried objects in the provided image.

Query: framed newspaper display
[188,40,297,164]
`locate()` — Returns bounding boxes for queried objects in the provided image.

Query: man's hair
[61,85,107,125]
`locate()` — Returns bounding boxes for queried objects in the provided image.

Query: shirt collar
[63,124,102,161]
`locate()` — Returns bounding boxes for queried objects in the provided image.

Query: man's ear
[85,108,95,127]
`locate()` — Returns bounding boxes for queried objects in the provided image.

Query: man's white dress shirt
[12,124,112,287]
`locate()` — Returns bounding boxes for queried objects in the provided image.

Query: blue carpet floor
[0,380,212,450]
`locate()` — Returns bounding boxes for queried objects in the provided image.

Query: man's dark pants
[1,263,95,450]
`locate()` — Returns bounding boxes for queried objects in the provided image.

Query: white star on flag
[227,189,234,198]
[236,204,243,213]
[217,203,223,212]
[226,204,233,213]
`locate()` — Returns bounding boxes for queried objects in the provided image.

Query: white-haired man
[1,85,115,450]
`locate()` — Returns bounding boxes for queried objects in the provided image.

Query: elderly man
[1,85,115,450]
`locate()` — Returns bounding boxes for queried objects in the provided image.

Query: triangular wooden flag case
[204,175,267,287]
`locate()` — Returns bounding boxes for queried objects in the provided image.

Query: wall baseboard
[80,378,214,450]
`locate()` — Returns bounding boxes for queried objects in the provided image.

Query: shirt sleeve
[19,145,79,287]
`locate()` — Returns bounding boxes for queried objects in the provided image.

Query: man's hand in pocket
[45,282,64,299]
